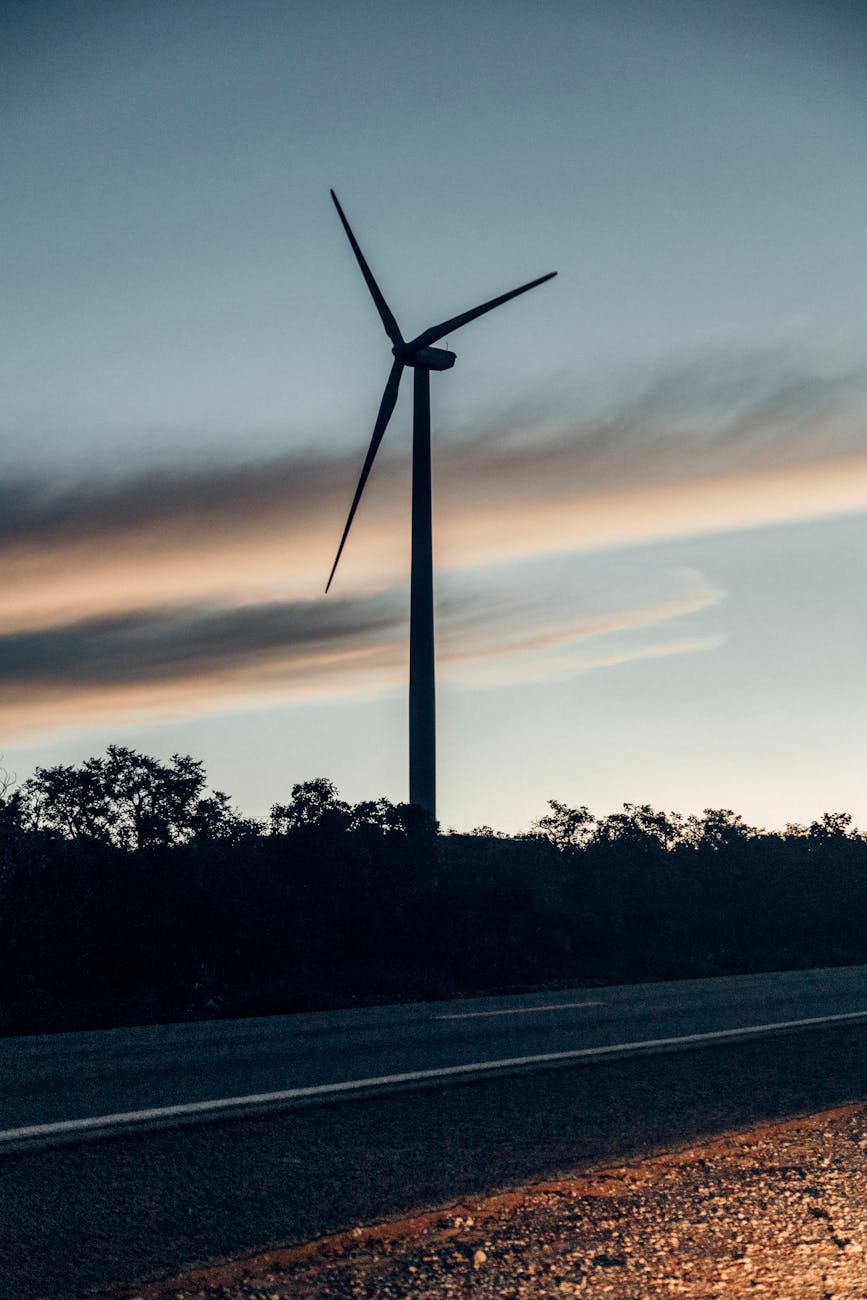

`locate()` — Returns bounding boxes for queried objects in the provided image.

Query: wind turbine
[325,190,556,820]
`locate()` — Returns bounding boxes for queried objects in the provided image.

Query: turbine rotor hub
[394,344,457,370]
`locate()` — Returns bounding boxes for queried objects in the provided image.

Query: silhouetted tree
[808,811,854,840]
[349,796,413,834]
[21,746,252,850]
[687,807,756,851]
[188,790,262,844]
[0,763,23,837]
[593,802,681,849]
[269,777,350,833]
[4,750,867,1037]
[531,799,595,848]
[24,760,112,841]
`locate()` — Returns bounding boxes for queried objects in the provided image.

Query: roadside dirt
[102,1101,867,1298]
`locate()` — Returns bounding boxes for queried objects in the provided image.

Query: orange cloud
[0,562,722,739]
[1,428,866,635]
[0,347,862,736]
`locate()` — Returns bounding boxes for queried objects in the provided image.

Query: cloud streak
[0,344,860,735]
[0,560,723,737]
[0,592,406,736]
[1,346,865,626]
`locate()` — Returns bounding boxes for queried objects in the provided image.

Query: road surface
[3,964,867,1143]
[5,966,867,1297]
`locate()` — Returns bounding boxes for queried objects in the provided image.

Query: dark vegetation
[1,746,865,1036]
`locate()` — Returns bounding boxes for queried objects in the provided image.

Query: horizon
[2,740,863,841]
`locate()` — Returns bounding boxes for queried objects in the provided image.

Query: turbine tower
[326,190,556,820]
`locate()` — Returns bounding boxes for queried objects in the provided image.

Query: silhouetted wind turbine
[326,190,556,819]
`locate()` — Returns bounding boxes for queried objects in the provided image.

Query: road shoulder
[102,1102,867,1298]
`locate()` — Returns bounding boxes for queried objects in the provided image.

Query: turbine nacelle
[396,344,456,370]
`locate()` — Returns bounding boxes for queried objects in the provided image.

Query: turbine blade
[330,190,404,347]
[326,359,404,593]
[407,271,557,351]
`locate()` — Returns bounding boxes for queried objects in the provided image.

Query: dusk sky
[2,0,866,832]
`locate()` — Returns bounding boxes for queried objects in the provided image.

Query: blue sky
[1,1,866,830]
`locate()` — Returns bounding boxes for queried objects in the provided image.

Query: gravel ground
[102,1102,867,1299]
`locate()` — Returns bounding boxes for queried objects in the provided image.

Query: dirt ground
[103,1101,867,1299]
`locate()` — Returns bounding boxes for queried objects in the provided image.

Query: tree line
[1,745,865,1035]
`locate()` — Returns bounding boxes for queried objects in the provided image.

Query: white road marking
[435,1000,602,1019]
[3,1007,867,1147]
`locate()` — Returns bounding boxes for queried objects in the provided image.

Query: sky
[1,0,866,833]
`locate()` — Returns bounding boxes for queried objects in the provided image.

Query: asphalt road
[4,967,867,1297]
[3,964,867,1139]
